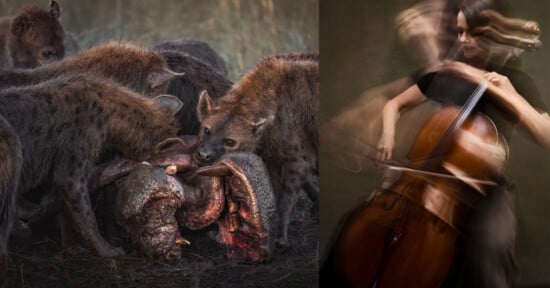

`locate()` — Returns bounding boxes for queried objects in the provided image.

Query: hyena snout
[194,147,215,164]
[40,47,63,62]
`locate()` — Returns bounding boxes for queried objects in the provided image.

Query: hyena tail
[0,115,22,288]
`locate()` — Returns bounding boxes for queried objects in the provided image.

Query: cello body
[324,106,508,288]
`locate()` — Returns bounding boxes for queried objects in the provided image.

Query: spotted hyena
[0,1,65,68]
[195,52,319,246]
[0,41,180,97]
[1,42,185,237]
[0,73,181,259]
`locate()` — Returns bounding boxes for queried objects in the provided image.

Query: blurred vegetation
[0,0,318,81]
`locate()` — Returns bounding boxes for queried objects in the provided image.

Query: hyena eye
[223,138,236,147]
[41,49,55,59]
[203,127,211,135]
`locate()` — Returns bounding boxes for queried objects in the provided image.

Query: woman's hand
[437,62,550,151]
[483,71,519,95]
[376,131,395,163]
[436,61,522,101]
[376,84,428,163]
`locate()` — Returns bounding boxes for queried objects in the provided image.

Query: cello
[323,79,508,287]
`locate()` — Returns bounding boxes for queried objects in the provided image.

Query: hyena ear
[50,1,61,19]
[148,69,185,89]
[11,14,29,37]
[251,114,275,135]
[154,137,189,154]
[152,94,183,116]
[197,90,214,122]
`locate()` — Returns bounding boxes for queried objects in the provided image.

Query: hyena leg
[276,185,298,247]
[276,162,308,246]
[303,174,319,202]
[56,165,124,258]
[0,116,22,288]
[303,175,319,221]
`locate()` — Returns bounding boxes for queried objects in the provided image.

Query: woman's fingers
[483,71,519,96]
[484,72,501,85]
[376,145,393,163]
[385,148,392,162]
[376,146,384,163]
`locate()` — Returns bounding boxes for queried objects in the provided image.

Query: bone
[165,164,178,175]
[227,213,239,233]
[175,236,191,245]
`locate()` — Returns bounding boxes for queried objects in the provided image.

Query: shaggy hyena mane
[153,39,228,76]
[157,49,233,135]
[0,41,180,97]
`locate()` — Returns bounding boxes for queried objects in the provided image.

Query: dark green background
[320,0,550,285]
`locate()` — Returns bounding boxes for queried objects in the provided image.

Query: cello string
[385,164,498,186]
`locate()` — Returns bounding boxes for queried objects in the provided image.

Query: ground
[7,197,318,288]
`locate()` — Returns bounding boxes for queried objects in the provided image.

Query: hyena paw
[275,236,290,248]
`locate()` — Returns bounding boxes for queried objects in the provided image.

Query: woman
[377,2,548,162]
[379,1,548,287]
[322,0,549,287]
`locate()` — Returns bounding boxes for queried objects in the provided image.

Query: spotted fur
[0,73,181,259]
[0,41,178,97]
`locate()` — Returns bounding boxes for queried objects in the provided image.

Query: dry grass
[0,0,319,81]
[7,198,318,288]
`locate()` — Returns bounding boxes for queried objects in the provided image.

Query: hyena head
[10,1,65,67]
[194,90,274,164]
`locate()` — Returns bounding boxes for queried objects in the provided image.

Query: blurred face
[457,11,489,61]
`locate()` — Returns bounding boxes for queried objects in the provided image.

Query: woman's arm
[484,71,550,150]
[377,84,428,162]
[440,61,550,150]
